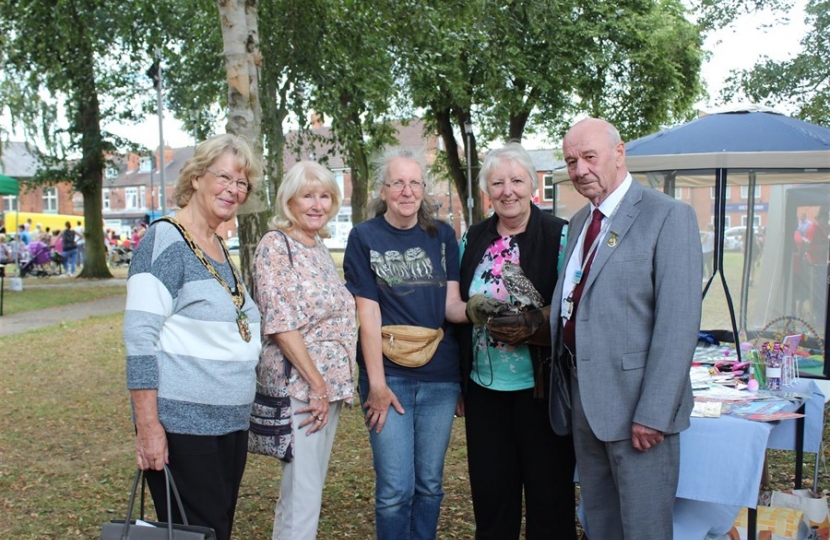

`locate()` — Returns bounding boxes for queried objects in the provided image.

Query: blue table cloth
[672,379,824,539]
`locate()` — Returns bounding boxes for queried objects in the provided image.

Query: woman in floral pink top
[253,161,357,540]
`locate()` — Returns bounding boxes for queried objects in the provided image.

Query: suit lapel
[583,182,644,291]
[563,206,590,274]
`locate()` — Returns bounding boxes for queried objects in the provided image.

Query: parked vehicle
[724,226,761,252]
[225,236,239,255]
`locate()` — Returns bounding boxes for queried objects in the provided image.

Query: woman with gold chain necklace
[123,134,263,540]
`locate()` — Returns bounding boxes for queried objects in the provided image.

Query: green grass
[0,285,125,315]
[0,248,823,538]
[0,314,475,539]
[0,312,826,538]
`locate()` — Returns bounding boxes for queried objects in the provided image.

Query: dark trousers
[145,430,248,540]
[465,381,577,540]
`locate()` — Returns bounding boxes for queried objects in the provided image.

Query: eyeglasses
[208,169,251,194]
[384,180,424,194]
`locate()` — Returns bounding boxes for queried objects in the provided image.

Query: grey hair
[478,142,538,193]
[370,147,439,236]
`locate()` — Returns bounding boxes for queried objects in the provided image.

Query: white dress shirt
[560,174,633,322]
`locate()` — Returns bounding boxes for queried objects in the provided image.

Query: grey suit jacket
[549,180,702,441]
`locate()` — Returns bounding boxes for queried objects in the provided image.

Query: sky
[696,0,808,113]
[3,1,812,151]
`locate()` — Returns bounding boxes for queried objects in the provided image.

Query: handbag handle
[119,465,190,540]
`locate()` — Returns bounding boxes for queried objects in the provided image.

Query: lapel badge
[607,232,618,248]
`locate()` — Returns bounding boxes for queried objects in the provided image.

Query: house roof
[105,147,195,188]
[1,141,41,178]
[527,149,564,173]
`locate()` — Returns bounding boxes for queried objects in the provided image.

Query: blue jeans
[358,374,460,540]
[62,248,78,274]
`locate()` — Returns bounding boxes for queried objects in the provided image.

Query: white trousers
[272,397,343,540]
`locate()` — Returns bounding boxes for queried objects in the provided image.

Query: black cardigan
[457,205,567,398]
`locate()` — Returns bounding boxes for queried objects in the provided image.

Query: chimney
[127,153,139,172]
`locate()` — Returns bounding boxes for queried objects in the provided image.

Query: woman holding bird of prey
[458,143,577,539]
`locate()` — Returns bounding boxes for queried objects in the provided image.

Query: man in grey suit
[550,118,702,539]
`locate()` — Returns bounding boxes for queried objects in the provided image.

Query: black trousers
[145,430,248,540]
[465,381,577,540]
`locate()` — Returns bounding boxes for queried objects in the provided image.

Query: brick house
[1,141,77,216]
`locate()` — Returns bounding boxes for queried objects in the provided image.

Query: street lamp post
[153,46,166,215]
[190,109,199,146]
[448,177,454,233]
[464,120,474,227]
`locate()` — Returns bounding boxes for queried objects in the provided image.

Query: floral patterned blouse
[253,230,357,403]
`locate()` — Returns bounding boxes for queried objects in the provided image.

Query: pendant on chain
[237,310,252,342]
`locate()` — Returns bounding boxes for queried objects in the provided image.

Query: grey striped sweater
[124,221,262,435]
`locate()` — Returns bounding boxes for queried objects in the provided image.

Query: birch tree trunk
[216,0,268,288]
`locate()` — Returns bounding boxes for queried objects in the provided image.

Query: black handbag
[100,465,217,540]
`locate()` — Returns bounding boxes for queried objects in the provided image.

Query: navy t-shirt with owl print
[344,215,461,383]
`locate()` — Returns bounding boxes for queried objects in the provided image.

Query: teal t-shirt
[460,225,567,391]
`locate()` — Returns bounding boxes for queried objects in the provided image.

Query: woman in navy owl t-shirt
[344,147,467,540]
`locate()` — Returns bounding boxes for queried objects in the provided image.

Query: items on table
[763,341,783,391]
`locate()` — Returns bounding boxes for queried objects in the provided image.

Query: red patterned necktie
[564,208,604,353]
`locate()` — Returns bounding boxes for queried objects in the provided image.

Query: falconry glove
[465,294,517,327]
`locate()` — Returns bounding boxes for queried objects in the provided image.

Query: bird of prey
[501,260,544,309]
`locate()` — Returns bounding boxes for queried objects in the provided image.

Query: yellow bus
[3,212,85,233]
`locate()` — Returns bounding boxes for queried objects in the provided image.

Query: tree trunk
[436,107,484,228]
[346,109,371,224]
[217,0,267,290]
[457,115,483,227]
[73,29,111,279]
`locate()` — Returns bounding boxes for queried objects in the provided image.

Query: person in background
[701,224,715,278]
[253,160,357,540]
[18,224,30,245]
[803,206,830,327]
[131,226,142,248]
[550,118,701,540]
[0,234,11,263]
[9,231,26,264]
[61,221,79,275]
[343,148,468,540]
[76,220,85,267]
[798,212,810,237]
[123,134,263,540]
[50,229,62,250]
[460,143,575,539]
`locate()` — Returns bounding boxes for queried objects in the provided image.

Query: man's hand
[465,294,516,326]
[631,422,664,452]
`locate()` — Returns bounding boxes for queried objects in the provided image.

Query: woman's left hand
[295,393,330,435]
[270,330,331,435]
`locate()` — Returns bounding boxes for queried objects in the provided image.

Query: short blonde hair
[268,161,341,239]
[173,134,263,208]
